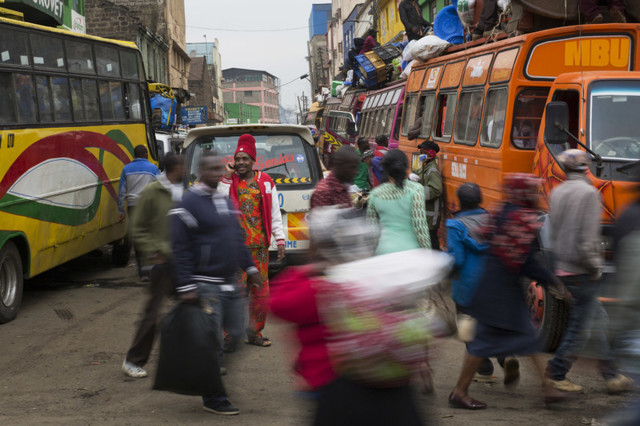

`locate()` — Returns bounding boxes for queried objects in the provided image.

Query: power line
[182,24,308,33]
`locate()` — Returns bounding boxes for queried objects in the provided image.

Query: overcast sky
[185,0,329,116]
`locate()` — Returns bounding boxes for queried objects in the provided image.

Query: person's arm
[270,184,286,261]
[218,176,232,198]
[446,221,466,270]
[578,190,604,277]
[411,185,432,249]
[131,187,163,263]
[117,169,127,216]
[169,204,198,295]
[424,168,443,201]
[407,117,422,140]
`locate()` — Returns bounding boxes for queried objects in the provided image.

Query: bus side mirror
[347,121,358,137]
[544,102,569,145]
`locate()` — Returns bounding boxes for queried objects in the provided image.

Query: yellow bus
[0,17,158,322]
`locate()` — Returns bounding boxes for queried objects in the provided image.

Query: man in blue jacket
[447,183,519,385]
[170,151,262,415]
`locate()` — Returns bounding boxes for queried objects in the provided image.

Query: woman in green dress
[367,149,431,254]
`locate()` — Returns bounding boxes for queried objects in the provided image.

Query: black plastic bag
[153,302,225,396]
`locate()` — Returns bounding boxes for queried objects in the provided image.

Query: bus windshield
[590,81,640,160]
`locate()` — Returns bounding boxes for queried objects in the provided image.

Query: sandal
[245,334,272,347]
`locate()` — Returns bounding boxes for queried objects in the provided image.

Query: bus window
[70,78,84,121]
[66,40,94,74]
[126,83,143,120]
[99,81,113,120]
[420,93,436,138]
[110,82,125,119]
[96,45,121,77]
[1,30,29,67]
[455,90,484,145]
[481,88,509,148]
[35,76,54,122]
[120,50,139,80]
[392,88,402,105]
[51,77,72,122]
[82,79,100,121]
[15,74,35,123]
[0,74,15,124]
[393,105,403,141]
[401,94,420,135]
[552,89,580,147]
[31,34,65,70]
[433,92,457,141]
[379,108,388,134]
[512,88,549,150]
[384,108,394,135]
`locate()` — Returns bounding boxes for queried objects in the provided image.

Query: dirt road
[0,251,631,425]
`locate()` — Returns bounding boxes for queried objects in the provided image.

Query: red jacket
[219,171,285,245]
[269,266,337,390]
[360,35,378,54]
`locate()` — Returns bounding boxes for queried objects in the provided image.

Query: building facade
[328,0,362,79]
[377,0,404,44]
[187,56,221,125]
[343,3,361,65]
[187,40,225,124]
[309,3,331,40]
[1,0,85,31]
[225,103,261,125]
[307,3,332,96]
[222,68,280,124]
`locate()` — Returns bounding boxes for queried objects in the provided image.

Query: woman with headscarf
[367,149,431,254]
[448,174,570,410]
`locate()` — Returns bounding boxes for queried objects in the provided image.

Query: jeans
[198,283,245,406]
[125,263,173,366]
[547,275,618,381]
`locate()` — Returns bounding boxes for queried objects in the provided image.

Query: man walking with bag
[170,152,263,415]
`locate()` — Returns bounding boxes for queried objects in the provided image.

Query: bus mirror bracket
[544,102,603,177]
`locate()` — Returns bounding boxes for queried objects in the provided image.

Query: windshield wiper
[616,159,640,172]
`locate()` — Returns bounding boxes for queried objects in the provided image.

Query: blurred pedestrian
[117,145,160,279]
[414,141,443,250]
[354,137,371,192]
[374,134,389,158]
[449,174,570,410]
[579,0,626,24]
[170,152,262,415]
[446,183,520,386]
[122,153,184,378]
[361,149,378,188]
[219,134,285,348]
[546,149,633,394]
[399,0,432,41]
[311,146,360,209]
[472,0,500,40]
[367,149,431,254]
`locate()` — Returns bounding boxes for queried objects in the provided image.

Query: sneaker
[473,373,497,383]
[607,374,634,395]
[122,359,147,378]
[503,357,520,387]
[203,399,240,415]
[546,378,583,393]
[586,13,604,24]
[610,8,626,23]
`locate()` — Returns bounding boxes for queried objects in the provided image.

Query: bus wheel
[0,241,24,324]
[526,280,569,352]
[112,237,131,267]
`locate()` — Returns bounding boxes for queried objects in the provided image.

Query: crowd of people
[115,132,639,423]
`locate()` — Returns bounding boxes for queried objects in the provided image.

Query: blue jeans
[547,275,617,381]
[198,284,246,406]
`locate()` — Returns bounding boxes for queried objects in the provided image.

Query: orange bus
[399,23,640,350]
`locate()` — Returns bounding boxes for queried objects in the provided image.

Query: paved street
[0,249,632,425]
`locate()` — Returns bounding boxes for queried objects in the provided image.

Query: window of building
[454,90,484,145]
[433,92,457,140]
[512,88,550,150]
[481,88,508,148]
[245,90,253,96]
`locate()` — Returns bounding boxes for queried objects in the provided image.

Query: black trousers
[429,230,440,251]
[126,263,173,366]
[475,0,499,33]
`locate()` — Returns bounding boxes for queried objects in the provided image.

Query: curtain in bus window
[512,88,549,150]
[110,82,125,120]
[0,73,16,124]
[401,95,420,135]
[434,93,457,139]
[420,93,435,138]
[0,30,29,67]
[51,77,72,122]
[82,79,100,121]
[481,88,509,148]
[120,50,139,80]
[126,83,142,120]
[66,40,94,74]
[70,78,85,121]
[15,74,35,123]
[35,76,53,123]
[31,35,65,71]
[455,91,484,145]
[96,45,121,77]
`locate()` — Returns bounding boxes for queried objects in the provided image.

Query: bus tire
[0,241,24,324]
[527,280,569,353]
[112,237,131,267]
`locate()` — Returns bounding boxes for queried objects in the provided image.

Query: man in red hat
[219,134,285,347]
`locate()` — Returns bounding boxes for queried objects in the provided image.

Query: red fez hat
[235,134,256,160]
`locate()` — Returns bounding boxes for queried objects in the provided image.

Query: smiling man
[218,134,285,347]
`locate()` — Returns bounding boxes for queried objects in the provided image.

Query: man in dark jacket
[170,152,262,415]
[399,0,431,41]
